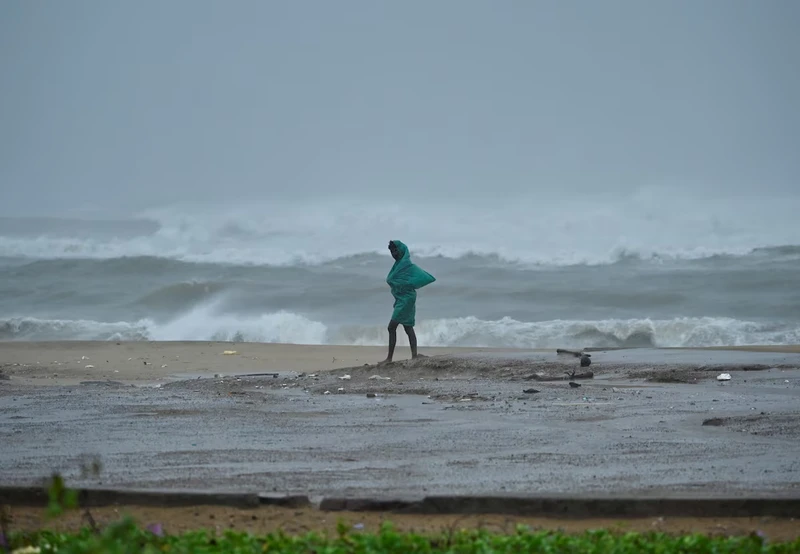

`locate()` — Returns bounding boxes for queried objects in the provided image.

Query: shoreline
[0,341,539,386]
[1,341,799,387]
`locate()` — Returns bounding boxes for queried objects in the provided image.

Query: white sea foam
[147,302,328,344]
[1,187,798,266]
[3,311,796,348]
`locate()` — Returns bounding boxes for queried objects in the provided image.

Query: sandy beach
[0,341,526,386]
[2,341,798,386]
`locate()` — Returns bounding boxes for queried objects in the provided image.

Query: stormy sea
[2,189,798,348]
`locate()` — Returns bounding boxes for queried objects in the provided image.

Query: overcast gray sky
[1,0,798,216]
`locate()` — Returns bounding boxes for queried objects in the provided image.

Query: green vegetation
[5,520,800,554]
[2,470,797,553]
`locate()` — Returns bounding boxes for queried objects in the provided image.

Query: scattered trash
[337,387,345,392]
[323,390,331,395]
[339,374,351,380]
[717,373,732,381]
[143,362,148,365]
[81,356,89,360]
[161,364,167,368]
[529,371,593,381]
[366,393,377,398]
[522,388,540,394]
[84,365,94,369]
[214,373,222,378]
[353,523,365,530]
[369,375,391,380]
[569,382,581,388]
[223,350,238,355]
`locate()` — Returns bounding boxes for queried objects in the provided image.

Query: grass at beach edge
[5,517,800,554]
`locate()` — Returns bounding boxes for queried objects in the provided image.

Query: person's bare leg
[380,320,399,364]
[404,325,421,359]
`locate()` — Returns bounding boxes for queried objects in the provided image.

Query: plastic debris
[81,356,88,360]
[323,390,331,395]
[337,387,345,392]
[161,364,167,368]
[223,350,238,355]
[353,523,365,530]
[84,365,94,369]
[339,374,351,380]
[717,373,732,381]
[369,375,391,380]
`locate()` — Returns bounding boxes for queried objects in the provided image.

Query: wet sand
[0,341,521,386]
[2,342,800,501]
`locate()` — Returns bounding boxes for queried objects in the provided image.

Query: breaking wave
[2,188,799,267]
[2,313,796,349]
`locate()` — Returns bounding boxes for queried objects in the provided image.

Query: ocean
[1,188,799,348]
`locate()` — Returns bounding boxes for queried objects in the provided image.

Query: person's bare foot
[412,354,428,360]
[378,359,392,366]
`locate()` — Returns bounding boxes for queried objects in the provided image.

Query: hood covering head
[387,240,435,290]
[389,240,409,261]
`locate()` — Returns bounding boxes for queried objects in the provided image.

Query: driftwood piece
[556,348,589,358]
[556,349,592,367]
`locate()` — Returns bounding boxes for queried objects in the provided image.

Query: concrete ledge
[320,495,800,518]
[2,487,800,518]
[397,496,800,518]
[319,498,417,512]
[0,487,262,509]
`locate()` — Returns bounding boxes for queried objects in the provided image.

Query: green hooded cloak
[386,240,436,327]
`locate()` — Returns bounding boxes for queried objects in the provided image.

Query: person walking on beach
[380,240,436,365]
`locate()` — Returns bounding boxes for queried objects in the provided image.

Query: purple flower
[146,523,164,537]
